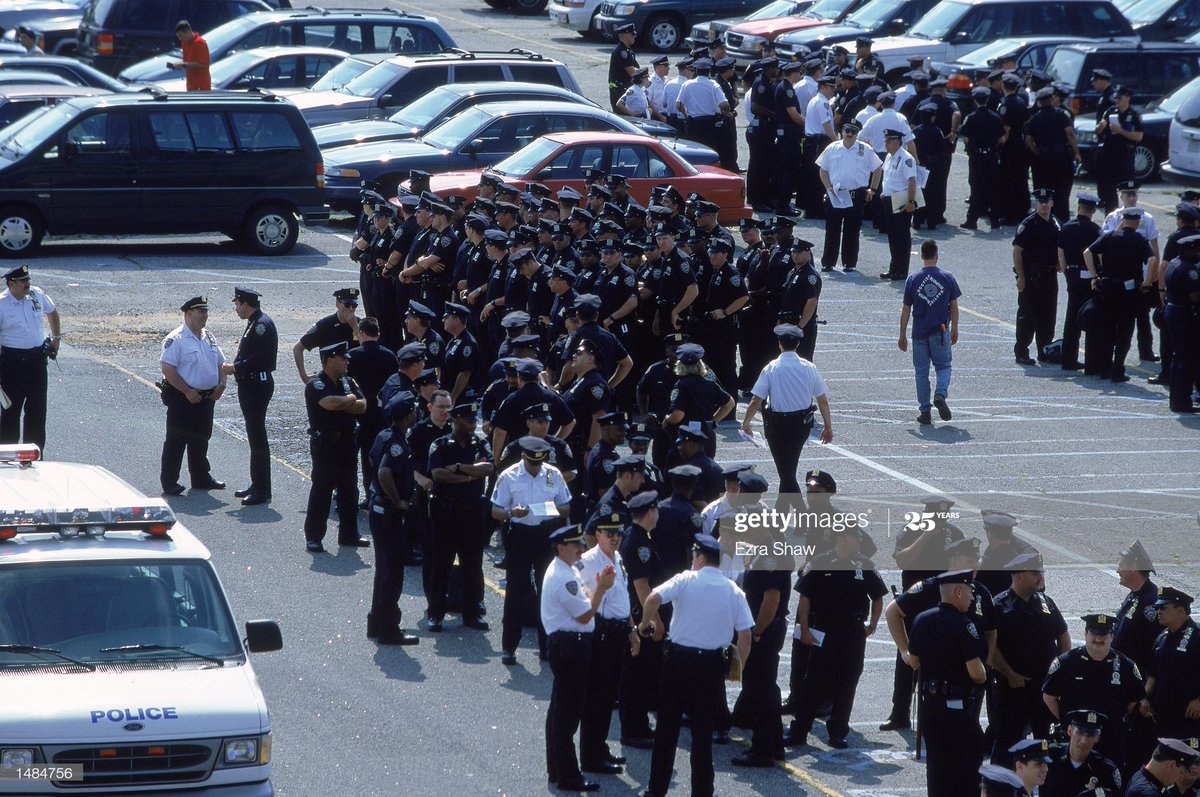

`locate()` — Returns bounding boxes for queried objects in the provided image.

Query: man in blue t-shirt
[898,239,962,425]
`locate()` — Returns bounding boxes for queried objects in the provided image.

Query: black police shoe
[621,736,654,750]
[1147,374,1168,384]
[340,536,370,548]
[234,486,254,498]
[462,617,489,631]
[556,778,600,792]
[933,396,952,421]
[366,613,378,639]
[843,264,856,271]
[241,492,270,506]
[917,411,932,425]
[781,730,808,748]
[828,737,849,749]
[712,730,730,744]
[162,483,186,496]
[731,753,774,768]
[878,718,910,731]
[501,651,517,666]
[426,617,443,632]
[305,541,325,553]
[191,477,226,490]
[1111,374,1131,383]
[604,752,626,765]
[581,761,622,775]
[377,630,419,646]
[1015,355,1036,365]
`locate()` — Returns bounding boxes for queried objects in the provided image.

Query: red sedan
[417,131,751,225]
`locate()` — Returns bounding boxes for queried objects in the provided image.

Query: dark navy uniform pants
[0,346,48,451]
[648,643,725,797]
[160,386,215,489]
[304,437,359,544]
[237,374,273,497]
[547,630,593,784]
[368,500,408,631]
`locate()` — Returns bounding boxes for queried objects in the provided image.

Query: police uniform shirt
[1101,207,1159,240]
[161,324,225,391]
[637,358,676,415]
[464,241,491,297]
[744,566,792,624]
[407,418,452,476]
[1042,750,1122,797]
[1147,617,1200,720]
[859,109,914,153]
[656,565,754,649]
[304,372,362,436]
[677,75,724,117]
[1025,105,1072,152]
[804,93,833,137]
[235,309,278,379]
[428,432,492,500]
[999,94,1029,144]
[1095,85,1116,122]
[580,543,631,620]
[620,84,651,118]
[1098,105,1143,154]
[585,440,620,498]
[1163,226,1197,264]
[366,223,394,267]
[371,429,415,506]
[299,312,356,352]
[441,330,483,394]
[649,72,669,116]
[751,351,828,410]
[1125,767,1167,797]
[881,147,920,196]
[913,120,951,166]
[1113,579,1160,671]
[486,256,510,304]
[705,259,747,318]
[795,75,818,114]
[684,451,725,506]
[347,341,398,406]
[798,551,887,631]
[816,140,882,206]
[491,459,571,526]
[527,266,553,322]
[897,575,995,632]
[1013,212,1062,267]
[1088,228,1153,283]
[903,267,962,338]
[773,79,803,130]
[588,484,631,535]
[854,104,880,126]
[1166,255,1200,305]
[493,382,574,437]
[959,106,1004,152]
[481,377,515,424]
[0,285,54,348]
[609,42,639,91]
[549,288,579,340]
[749,74,776,128]
[565,322,630,378]
[621,522,666,621]
[663,76,688,120]
[669,373,732,423]
[389,215,420,261]
[595,264,638,321]
[1059,215,1104,270]
[780,262,822,323]
[542,556,596,634]
[405,226,435,269]
[992,587,1069,680]
[909,602,988,687]
[736,240,764,279]
[649,493,701,577]
[976,538,1037,597]
[1042,645,1145,729]
[503,270,530,320]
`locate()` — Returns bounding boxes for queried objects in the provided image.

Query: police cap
[484,228,510,245]
[663,331,689,348]
[970,86,992,100]
[406,300,436,321]
[1076,192,1100,207]
[1009,739,1052,763]
[929,77,949,88]
[572,293,602,312]
[737,470,769,493]
[855,35,873,46]
[1034,86,1055,101]
[1065,709,1107,733]
[816,75,837,86]
[3,264,30,281]
[599,411,629,427]
[936,569,974,585]
[1154,738,1200,766]
[397,342,427,363]
[233,286,261,304]
[550,264,577,282]
[1118,539,1155,572]
[511,334,541,349]
[1118,180,1140,193]
[613,454,645,473]
[443,301,471,318]
[501,310,531,329]
[780,60,803,74]
[1115,84,1134,97]
[676,421,708,441]
[945,537,981,559]
[1001,73,1022,87]
[922,494,954,511]
[615,22,636,34]
[1154,586,1193,609]
[978,764,1026,797]
[983,512,1018,535]
[589,182,613,199]
[180,295,209,312]
[676,343,705,364]
[1031,187,1054,203]
[557,185,583,202]
[398,193,421,210]
[628,422,653,441]
[1177,203,1200,223]
[721,462,752,479]
[1181,189,1200,201]
[693,533,722,557]
[669,464,702,478]
[774,324,804,341]
[515,358,543,377]
[1090,68,1112,81]
[549,524,586,545]
[626,491,657,512]
[883,128,905,140]
[384,390,417,420]
[518,435,552,460]
[707,238,733,255]
[790,238,815,252]
[1121,207,1143,219]
[1004,550,1044,572]
[830,44,849,56]
[843,118,863,132]
[864,85,883,101]
[414,367,440,387]
[1082,613,1114,634]
[450,402,478,419]
[319,341,350,359]
[806,468,836,492]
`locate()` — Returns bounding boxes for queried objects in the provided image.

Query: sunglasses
[340,301,359,308]
[844,128,858,135]
[599,529,626,537]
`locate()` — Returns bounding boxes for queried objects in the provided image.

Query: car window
[0,100,39,130]
[952,5,1014,43]
[474,117,515,151]
[1143,53,1200,96]
[380,67,449,108]
[1013,4,1068,34]
[612,143,673,179]
[117,0,169,30]
[148,111,233,153]
[230,59,273,88]
[544,113,595,134]
[230,111,303,150]
[231,24,274,50]
[509,64,565,87]
[541,144,604,180]
[377,24,444,53]
[177,0,225,33]
[1045,48,1087,85]
[64,110,131,155]
[308,55,343,85]
[1176,0,1200,31]
[455,64,506,82]
[267,56,299,87]
[1019,43,1056,71]
[1070,3,1132,35]
[300,24,363,53]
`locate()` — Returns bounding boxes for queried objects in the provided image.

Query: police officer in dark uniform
[1114,541,1161,675]
[378,341,426,409]
[561,294,634,389]
[347,317,397,503]
[912,100,952,231]
[636,332,686,469]
[1012,188,1061,366]
[500,402,576,478]
[747,57,780,211]
[1144,587,1200,740]
[999,73,1031,225]
[663,343,735,460]
[614,491,664,749]
[609,23,640,111]
[778,239,822,360]
[1126,739,1200,797]
[491,358,574,457]
[586,411,627,503]
[959,86,1005,230]
[1163,233,1200,412]
[650,464,702,577]
[977,511,1034,598]
[1024,87,1081,223]
[404,301,444,371]
[1084,208,1156,381]
[562,338,613,513]
[227,287,277,506]
[440,302,483,402]
[1041,711,1124,797]
[1043,613,1146,766]
[906,570,989,797]
[303,342,370,553]
[366,390,420,646]
[1151,204,1200,389]
[1057,193,1102,371]
[773,62,806,215]
[1095,85,1143,214]
[293,288,359,383]
[427,402,495,632]
[675,423,723,505]
[647,225,700,338]
[699,238,749,396]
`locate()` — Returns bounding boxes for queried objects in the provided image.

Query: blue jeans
[913,331,952,412]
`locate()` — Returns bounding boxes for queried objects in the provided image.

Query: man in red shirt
[169,20,211,91]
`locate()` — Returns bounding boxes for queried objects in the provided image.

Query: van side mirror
[61,141,79,158]
[952,30,969,42]
[888,18,905,32]
[464,138,484,155]
[244,619,283,653]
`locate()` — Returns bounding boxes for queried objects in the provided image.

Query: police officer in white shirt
[618,68,653,120]
[662,58,695,135]
[648,55,671,121]
[638,532,755,797]
[741,325,833,498]
[492,435,573,665]
[159,296,227,496]
[880,128,921,280]
[816,119,882,273]
[578,510,640,775]
[542,523,616,793]
[802,76,838,219]
[0,265,60,451]
[1100,181,1161,361]
[859,92,916,157]
[677,58,734,160]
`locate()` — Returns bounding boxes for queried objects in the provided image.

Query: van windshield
[0,103,74,159]
[342,61,404,98]
[907,0,969,38]
[1045,48,1086,85]
[311,57,375,91]
[0,559,244,667]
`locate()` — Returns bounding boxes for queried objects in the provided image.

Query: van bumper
[0,781,273,797]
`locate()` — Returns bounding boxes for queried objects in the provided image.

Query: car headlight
[617,4,638,14]
[1,749,35,769]
[324,165,360,179]
[1075,128,1094,144]
[219,734,271,767]
[738,35,765,50]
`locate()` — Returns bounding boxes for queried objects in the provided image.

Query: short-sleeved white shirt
[579,545,631,620]
[751,351,827,412]
[0,286,55,349]
[656,565,754,649]
[491,461,571,526]
[160,323,225,390]
[541,557,595,633]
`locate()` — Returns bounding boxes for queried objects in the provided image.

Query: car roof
[233,45,351,59]
[0,85,109,100]
[57,90,303,111]
[544,130,663,145]
[0,528,212,566]
[438,80,584,99]
[238,6,437,22]
[1053,40,1200,52]
[381,48,561,66]
[466,99,604,116]
[0,55,92,70]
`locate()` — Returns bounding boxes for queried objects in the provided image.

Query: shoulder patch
[429,341,441,356]
[591,384,604,400]
[670,387,679,403]
[967,622,979,640]
[389,443,403,457]
[907,581,923,594]
[463,345,473,357]
[565,580,578,596]
[638,545,651,563]
[680,262,690,274]
[163,337,174,349]
[903,157,913,168]
[313,379,325,389]
[690,512,703,528]
[807,274,817,285]
[603,459,615,474]
[730,273,741,286]
[1048,657,1060,674]
[624,274,635,287]
[255,322,266,336]
[1144,606,1158,621]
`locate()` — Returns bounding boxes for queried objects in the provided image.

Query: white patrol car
[0,445,281,795]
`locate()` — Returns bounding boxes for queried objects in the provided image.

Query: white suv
[0,445,282,795]
[1163,85,1200,185]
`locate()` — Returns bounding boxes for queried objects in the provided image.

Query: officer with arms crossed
[159,296,226,496]
[0,265,61,451]
[224,287,277,506]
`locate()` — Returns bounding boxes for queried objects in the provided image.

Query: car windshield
[1116,0,1177,24]
[207,50,267,85]
[489,136,562,177]
[846,0,907,29]
[746,0,806,19]
[0,102,72,159]
[341,61,404,98]
[802,0,852,19]
[1045,49,1085,85]
[389,85,458,129]
[907,0,969,38]
[1149,73,1200,113]
[0,559,244,666]
[421,105,492,149]
[310,56,372,91]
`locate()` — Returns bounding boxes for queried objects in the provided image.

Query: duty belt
[235,371,272,383]
[921,678,979,699]
[765,405,815,421]
[0,346,45,360]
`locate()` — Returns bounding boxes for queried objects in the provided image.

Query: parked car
[690,0,815,44]
[2,12,83,56]
[1078,75,1200,181]
[0,70,75,87]
[867,0,1135,82]
[1114,0,1200,41]
[773,0,942,60]
[307,51,389,92]
[0,54,131,91]
[427,131,750,222]
[322,100,717,211]
[0,84,109,129]
[1162,78,1200,185]
[725,0,868,62]
[0,0,86,38]
[0,91,327,256]
[931,36,1104,109]
[115,7,455,82]
[152,45,347,91]
[77,0,274,75]
[548,0,609,36]
[593,0,767,52]
[290,49,582,128]
[312,81,597,149]
[1046,41,1200,117]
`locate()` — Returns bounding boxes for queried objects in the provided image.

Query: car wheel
[1133,143,1158,182]
[643,14,684,52]
[510,0,549,13]
[581,13,604,38]
[242,204,299,256]
[0,206,44,258]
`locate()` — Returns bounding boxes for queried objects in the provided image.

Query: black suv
[1046,41,1200,117]
[0,90,328,256]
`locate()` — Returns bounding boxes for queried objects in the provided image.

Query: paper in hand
[738,429,767,449]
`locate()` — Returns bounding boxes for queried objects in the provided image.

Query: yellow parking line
[729,732,848,797]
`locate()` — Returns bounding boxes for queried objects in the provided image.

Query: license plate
[1189,139,1200,153]
[551,9,568,22]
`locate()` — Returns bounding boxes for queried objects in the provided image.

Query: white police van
[0,444,281,795]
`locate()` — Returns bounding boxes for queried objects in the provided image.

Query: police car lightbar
[0,444,41,464]
[0,503,177,541]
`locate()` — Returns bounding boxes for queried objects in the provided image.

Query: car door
[49,108,139,233]
[611,142,679,205]
[531,142,608,194]
[461,115,520,167]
